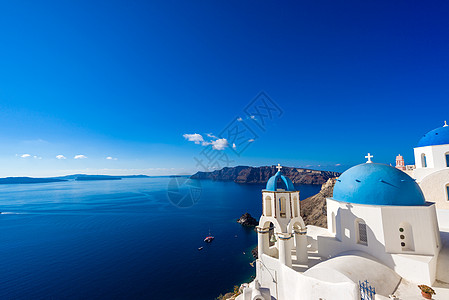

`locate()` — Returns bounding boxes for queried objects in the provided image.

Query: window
[268,222,275,247]
[355,219,368,245]
[446,185,449,202]
[399,222,415,251]
[358,223,368,245]
[292,196,298,218]
[421,153,427,168]
[331,212,336,234]
[446,153,449,167]
[279,197,286,218]
[264,196,272,216]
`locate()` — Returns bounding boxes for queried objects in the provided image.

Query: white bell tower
[256,164,308,268]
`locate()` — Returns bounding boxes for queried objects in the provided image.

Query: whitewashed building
[238,160,449,300]
[413,121,449,210]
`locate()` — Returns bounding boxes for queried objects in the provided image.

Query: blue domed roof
[417,123,449,147]
[333,163,425,206]
[265,171,295,191]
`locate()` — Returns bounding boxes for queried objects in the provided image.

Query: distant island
[190,165,341,185]
[0,177,68,184]
[75,175,122,181]
[0,174,152,184]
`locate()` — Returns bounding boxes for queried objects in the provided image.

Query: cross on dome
[444,120,448,127]
[276,163,282,172]
[365,153,373,163]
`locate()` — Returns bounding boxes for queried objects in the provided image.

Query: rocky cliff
[237,213,258,227]
[300,178,337,227]
[191,165,340,185]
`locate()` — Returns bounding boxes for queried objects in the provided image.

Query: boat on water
[204,235,214,243]
[204,230,215,243]
[198,247,203,251]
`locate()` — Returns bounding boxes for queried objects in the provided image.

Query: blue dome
[265,171,295,191]
[333,163,425,206]
[417,124,449,147]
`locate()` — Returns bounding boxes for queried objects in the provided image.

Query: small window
[399,222,415,251]
[293,196,299,217]
[358,223,367,245]
[446,185,449,202]
[279,197,286,218]
[355,219,368,246]
[421,154,427,168]
[264,196,272,216]
[446,153,449,167]
[331,212,336,234]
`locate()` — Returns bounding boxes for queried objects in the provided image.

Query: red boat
[204,230,215,243]
[204,235,214,243]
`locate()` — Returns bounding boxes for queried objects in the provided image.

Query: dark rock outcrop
[300,178,337,227]
[251,246,258,259]
[237,213,258,227]
[191,165,340,185]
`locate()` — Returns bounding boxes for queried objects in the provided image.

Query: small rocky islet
[236,213,258,227]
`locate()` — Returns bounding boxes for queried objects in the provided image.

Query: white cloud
[335,163,341,166]
[250,115,256,120]
[33,155,42,160]
[20,154,31,158]
[183,133,204,144]
[248,139,255,142]
[184,133,230,151]
[237,117,243,122]
[106,156,118,160]
[56,155,66,160]
[211,138,229,150]
[74,155,87,159]
[232,143,237,150]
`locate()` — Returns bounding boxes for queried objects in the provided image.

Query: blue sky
[0,1,448,177]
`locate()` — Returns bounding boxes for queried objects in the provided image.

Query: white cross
[276,163,282,172]
[365,153,373,163]
[444,120,448,127]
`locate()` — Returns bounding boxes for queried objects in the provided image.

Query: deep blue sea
[0,177,320,300]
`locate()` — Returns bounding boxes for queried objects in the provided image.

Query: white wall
[321,199,440,284]
[303,253,401,297]
[414,144,449,181]
[324,199,385,256]
[390,253,438,285]
[381,205,440,255]
[419,169,449,209]
[437,209,449,230]
[257,254,358,300]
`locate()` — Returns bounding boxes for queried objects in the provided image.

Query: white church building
[238,142,449,299]
[412,121,449,211]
